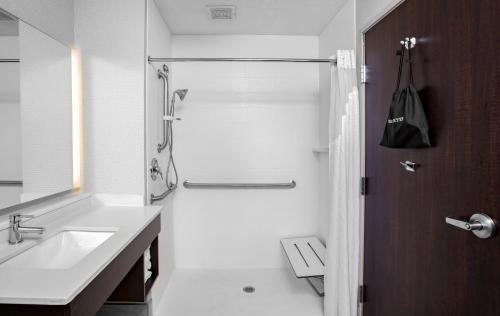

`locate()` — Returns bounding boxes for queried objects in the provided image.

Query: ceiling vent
[206,5,236,20]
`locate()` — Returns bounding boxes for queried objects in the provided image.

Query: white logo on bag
[388,117,404,124]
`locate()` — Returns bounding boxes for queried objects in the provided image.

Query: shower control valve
[150,158,163,181]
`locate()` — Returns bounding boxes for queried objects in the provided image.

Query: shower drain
[242,286,255,293]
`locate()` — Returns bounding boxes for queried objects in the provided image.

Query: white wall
[19,21,73,202]
[145,0,176,311]
[74,0,146,200]
[0,0,74,45]
[171,35,320,269]
[317,0,356,240]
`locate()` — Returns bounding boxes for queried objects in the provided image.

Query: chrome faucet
[8,214,45,244]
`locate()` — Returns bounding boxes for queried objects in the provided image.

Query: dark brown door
[364,0,500,315]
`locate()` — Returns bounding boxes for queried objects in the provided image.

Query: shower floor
[154,268,324,316]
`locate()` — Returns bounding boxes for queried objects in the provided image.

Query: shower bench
[281,236,325,296]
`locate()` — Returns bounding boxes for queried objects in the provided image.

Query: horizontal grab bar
[0,180,23,186]
[183,180,296,189]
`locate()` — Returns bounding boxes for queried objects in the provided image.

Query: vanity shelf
[108,236,159,302]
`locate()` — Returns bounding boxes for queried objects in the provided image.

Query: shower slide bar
[183,180,296,189]
[148,57,337,65]
[0,180,23,186]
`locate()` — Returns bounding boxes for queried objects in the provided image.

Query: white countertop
[0,203,162,305]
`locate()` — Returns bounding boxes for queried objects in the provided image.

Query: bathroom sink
[1,230,114,269]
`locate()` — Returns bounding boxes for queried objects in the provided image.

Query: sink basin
[1,230,114,269]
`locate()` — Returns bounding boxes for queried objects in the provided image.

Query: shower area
[147,37,323,316]
[144,1,357,315]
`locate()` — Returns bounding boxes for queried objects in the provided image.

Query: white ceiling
[154,0,348,35]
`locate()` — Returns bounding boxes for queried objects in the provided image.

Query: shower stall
[146,5,334,314]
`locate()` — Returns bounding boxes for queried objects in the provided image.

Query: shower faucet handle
[150,158,163,181]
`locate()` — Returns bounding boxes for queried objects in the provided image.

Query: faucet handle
[9,213,34,224]
[150,158,164,181]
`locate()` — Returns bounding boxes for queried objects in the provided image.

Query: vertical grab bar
[157,65,170,153]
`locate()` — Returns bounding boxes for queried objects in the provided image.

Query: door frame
[356,1,406,315]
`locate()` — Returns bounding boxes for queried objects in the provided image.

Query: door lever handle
[445,213,496,239]
[445,217,483,231]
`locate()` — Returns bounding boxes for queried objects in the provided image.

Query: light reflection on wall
[71,47,83,190]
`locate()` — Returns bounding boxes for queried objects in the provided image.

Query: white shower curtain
[325,50,361,316]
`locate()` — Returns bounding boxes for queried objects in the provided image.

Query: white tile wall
[74,0,146,197]
[171,35,321,269]
[145,0,176,311]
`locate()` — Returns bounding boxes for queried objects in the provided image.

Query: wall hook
[400,37,416,50]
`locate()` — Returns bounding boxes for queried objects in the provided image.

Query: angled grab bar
[183,180,296,189]
[150,184,177,203]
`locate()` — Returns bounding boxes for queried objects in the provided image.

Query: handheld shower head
[174,89,188,101]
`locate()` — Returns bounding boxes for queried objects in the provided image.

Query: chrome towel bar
[183,180,296,189]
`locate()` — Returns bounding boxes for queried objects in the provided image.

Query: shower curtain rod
[0,59,20,63]
[148,57,337,64]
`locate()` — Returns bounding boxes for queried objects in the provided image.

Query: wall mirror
[0,8,73,210]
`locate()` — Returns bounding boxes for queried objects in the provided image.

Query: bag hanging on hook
[379,41,431,148]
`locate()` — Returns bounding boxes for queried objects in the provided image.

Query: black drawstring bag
[379,42,431,148]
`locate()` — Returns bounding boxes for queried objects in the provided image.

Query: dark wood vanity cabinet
[1,215,161,316]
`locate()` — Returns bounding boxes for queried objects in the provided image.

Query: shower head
[174,89,188,101]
